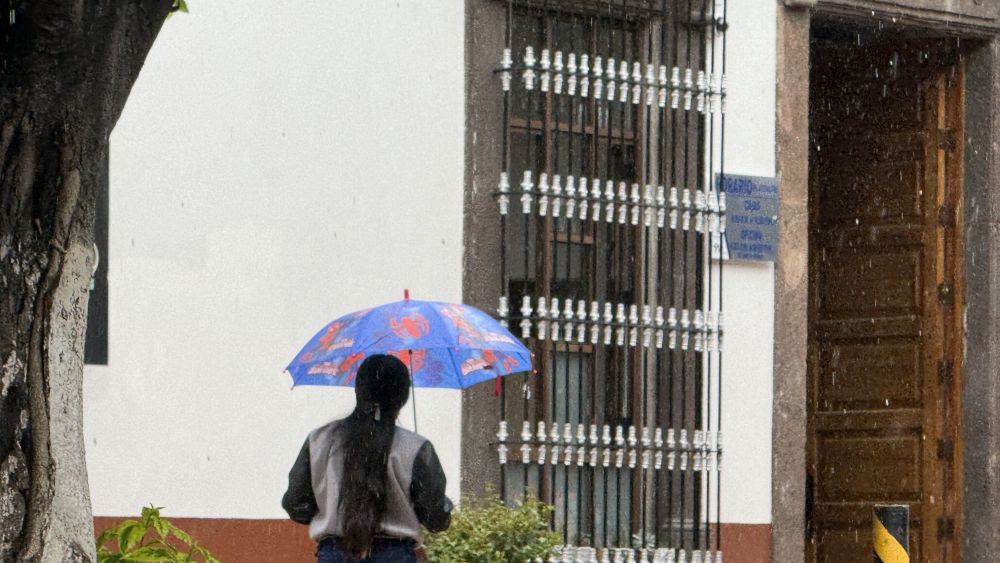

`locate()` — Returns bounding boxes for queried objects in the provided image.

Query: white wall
[716,0,777,525]
[83,0,465,518]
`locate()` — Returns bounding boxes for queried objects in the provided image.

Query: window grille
[491,1,727,561]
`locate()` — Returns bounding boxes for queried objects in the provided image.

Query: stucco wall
[83,0,465,518]
[717,0,777,525]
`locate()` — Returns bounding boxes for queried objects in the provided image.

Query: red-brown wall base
[95,518,770,562]
[94,517,316,562]
[720,523,772,563]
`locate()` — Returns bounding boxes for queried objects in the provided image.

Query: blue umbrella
[286,294,532,411]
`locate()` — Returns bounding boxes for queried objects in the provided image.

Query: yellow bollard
[873,504,910,563]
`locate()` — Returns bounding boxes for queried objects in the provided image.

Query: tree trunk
[0,1,173,560]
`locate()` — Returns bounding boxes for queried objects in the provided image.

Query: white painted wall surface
[717,0,777,525]
[83,0,465,518]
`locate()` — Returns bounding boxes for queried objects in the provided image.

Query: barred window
[492,1,728,560]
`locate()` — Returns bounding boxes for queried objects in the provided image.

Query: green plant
[95,506,219,563]
[423,496,561,563]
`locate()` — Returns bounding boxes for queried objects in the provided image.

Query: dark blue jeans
[316,538,417,563]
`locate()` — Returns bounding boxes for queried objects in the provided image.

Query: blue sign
[717,174,778,262]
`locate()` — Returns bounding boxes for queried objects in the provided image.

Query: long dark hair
[338,354,411,559]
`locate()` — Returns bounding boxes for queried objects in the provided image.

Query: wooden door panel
[818,248,924,316]
[816,432,924,502]
[809,37,964,563]
[817,339,923,409]
[817,146,926,225]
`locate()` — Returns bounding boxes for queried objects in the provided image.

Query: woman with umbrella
[281,354,453,562]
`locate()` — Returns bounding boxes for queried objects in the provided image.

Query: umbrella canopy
[286,298,531,389]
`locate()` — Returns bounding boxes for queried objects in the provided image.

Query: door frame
[774,4,1000,562]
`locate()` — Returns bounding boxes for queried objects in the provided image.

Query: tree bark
[0,1,173,560]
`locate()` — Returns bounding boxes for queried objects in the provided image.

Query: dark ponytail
[337,354,411,560]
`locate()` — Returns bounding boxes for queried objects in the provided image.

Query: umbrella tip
[404,288,410,300]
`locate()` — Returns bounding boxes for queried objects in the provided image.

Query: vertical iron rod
[500,0,514,503]
[716,0,727,552]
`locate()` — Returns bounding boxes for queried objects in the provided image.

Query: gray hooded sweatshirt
[281,419,452,542]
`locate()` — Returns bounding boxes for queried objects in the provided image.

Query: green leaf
[122,545,175,562]
[165,522,193,546]
[96,506,217,563]
[118,522,146,553]
[152,517,169,540]
[140,506,162,529]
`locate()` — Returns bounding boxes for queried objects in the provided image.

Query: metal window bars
[491,0,727,558]
[499,47,727,114]
[498,296,723,353]
[497,173,727,234]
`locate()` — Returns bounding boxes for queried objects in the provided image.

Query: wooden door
[807,37,964,563]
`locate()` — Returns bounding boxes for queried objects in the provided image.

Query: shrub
[95,505,219,562]
[423,496,561,563]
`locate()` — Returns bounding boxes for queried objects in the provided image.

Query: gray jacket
[281,420,452,542]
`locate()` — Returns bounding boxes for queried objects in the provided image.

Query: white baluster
[498,172,510,215]
[644,184,655,227]
[551,174,562,218]
[683,68,693,110]
[642,304,653,348]
[500,48,513,92]
[605,180,616,223]
[537,297,548,341]
[523,47,537,91]
[681,308,690,351]
[655,305,665,349]
[668,307,678,350]
[591,179,603,222]
[593,54,604,100]
[617,182,628,225]
[606,58,616,101]
[565,176,577,219]
[578,177,590,221]
[563,299,575,343]
[549,298,561,342]
[658,65,668,108]
[630,183,641,226]
[540,49,551,93]
[521,171,534,214]
[615,303,627,347]
[538,173,550,217]
[628,304,639,348]
[682,188,692,231]
[669,186,679,230]
[619,60,629,102]
[603,302,614,345]
[520,296,533,339]
[695,190,707,234]
[497,296,509,327]
[671,67,681,109]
